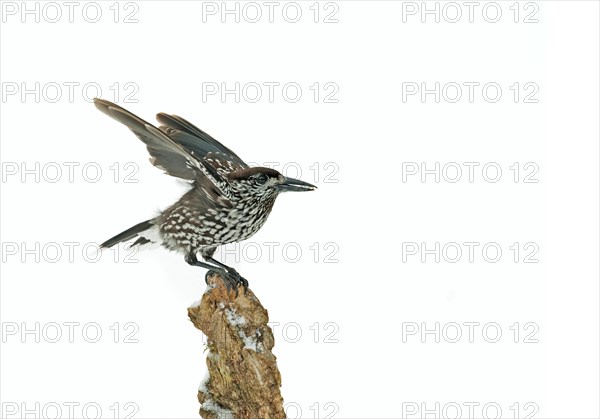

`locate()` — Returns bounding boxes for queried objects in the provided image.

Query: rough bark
[188,274,285,419]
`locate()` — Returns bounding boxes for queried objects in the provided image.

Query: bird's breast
[159,195,276,251]
[213,204,273,243]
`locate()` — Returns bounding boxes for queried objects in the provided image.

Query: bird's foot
[205,269,248,297]
[230,269,250,295]
[227,269,249,294]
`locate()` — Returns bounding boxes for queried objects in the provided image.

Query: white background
[1,1,599,418]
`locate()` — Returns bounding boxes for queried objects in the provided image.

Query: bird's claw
[205,269,219,285]
[226,270,249,296]
[206,269,249,297]
[229,270,249,295]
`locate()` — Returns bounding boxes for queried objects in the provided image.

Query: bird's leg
[185,253,246,296]
[205,257,249,293]
[184,253,224,283]
[184,253,238,295]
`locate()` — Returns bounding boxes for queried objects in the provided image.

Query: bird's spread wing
[94,99,233,197]
[155,113,246,166]
[156,113,249,175]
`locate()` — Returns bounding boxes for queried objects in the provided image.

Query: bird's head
[228,167,316,200]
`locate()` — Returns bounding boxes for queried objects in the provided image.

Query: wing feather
[94,99,230,195]
[156,113,248,172]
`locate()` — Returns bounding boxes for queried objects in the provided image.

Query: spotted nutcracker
[94,99,316,292]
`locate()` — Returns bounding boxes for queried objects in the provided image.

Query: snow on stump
[188,273,285,419]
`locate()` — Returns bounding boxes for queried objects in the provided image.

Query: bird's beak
[276,177,317,192]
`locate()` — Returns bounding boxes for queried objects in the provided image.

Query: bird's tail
[100,219,158,249]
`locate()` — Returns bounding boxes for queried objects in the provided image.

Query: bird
[94,98,316,293]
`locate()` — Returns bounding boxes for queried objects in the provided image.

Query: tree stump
[188,274,285,419]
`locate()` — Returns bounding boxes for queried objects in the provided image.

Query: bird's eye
[255,174,268,185]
